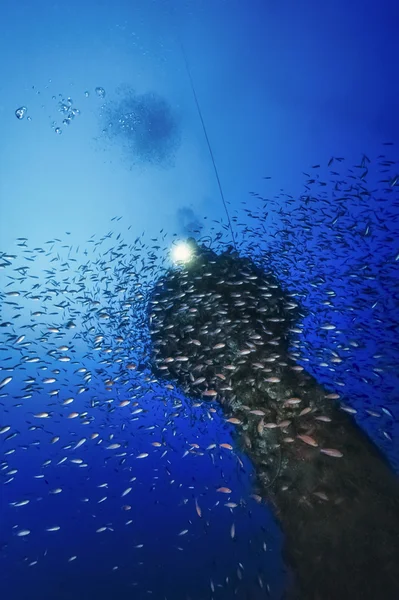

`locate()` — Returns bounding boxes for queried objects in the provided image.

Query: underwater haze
[0,0,398,599]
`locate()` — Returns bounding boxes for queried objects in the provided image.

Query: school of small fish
[0,149,398,598]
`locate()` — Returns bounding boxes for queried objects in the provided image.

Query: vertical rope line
[178,40,237,250]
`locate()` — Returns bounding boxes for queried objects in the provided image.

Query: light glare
[172,242,193,264]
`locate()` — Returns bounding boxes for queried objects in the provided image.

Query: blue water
[0,1,398,599]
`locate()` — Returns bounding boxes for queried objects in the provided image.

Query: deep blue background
[0,1,398,599]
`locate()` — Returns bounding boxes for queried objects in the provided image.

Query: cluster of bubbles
[14,86,106,134]
[55,96,81,133]
[14,82,180,169]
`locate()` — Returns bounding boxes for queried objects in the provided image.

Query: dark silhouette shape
[148,239,399,600]
[101,87,181,167]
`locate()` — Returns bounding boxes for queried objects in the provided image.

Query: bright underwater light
[171,241,194,264]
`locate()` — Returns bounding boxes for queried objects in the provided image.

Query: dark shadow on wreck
[147,239,399,600]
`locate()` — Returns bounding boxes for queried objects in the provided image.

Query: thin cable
[178,40,237,250]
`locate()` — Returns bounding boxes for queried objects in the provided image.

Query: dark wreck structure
[147,239,399,600]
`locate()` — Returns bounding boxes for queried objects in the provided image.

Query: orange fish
[315,415,331,422]
[118,400,130,407]
[67,412,79,419]
[297,434,318,447]
[320,448,343,458]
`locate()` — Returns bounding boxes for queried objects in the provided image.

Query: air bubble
[15,106,27,120]
[95,87,106,99]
